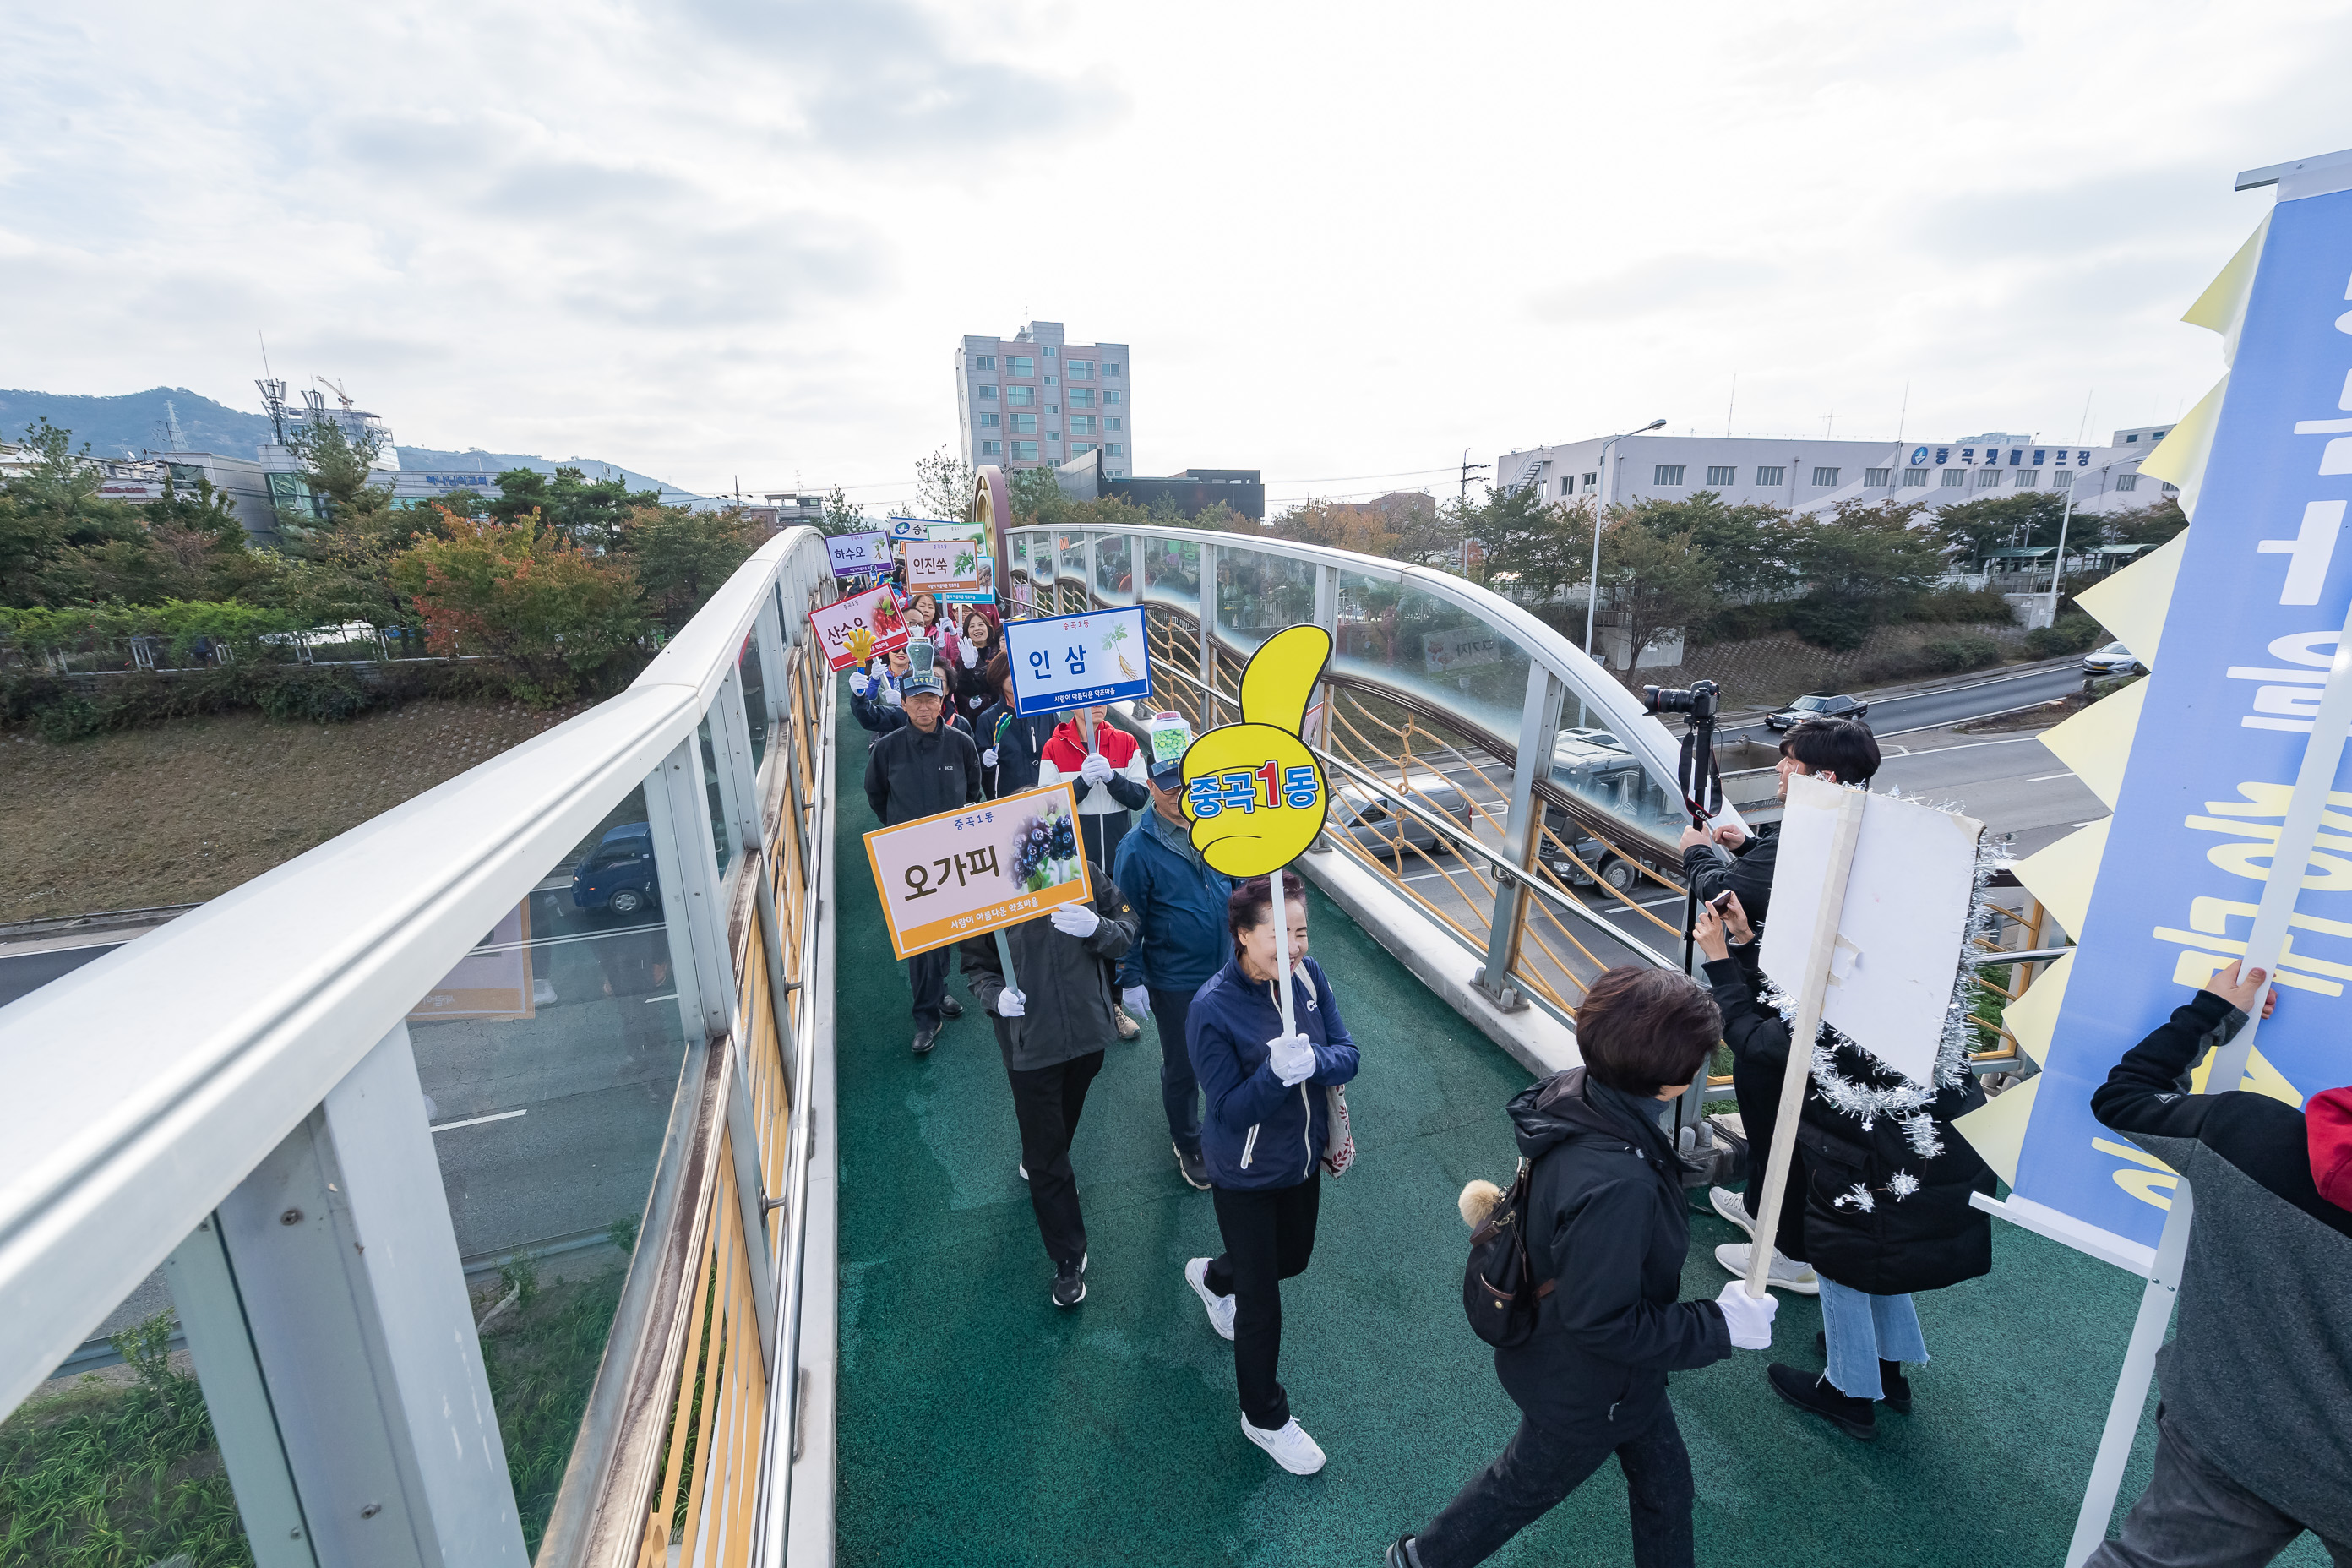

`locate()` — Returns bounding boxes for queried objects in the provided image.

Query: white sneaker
[1714,1241,1819,1295]
[1242,1414,1326,1475]
[1019,1162,1028,1181]
[1184,1257,1236,1341]
[1709,1185,1757,1238]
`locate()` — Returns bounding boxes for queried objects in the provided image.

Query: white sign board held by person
[1002,607,1150,717]
[1760,777,1984,1086]
[906,537,984,595]
[807,584,910,672]
[863,783,1095,960]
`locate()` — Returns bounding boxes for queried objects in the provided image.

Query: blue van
[571,822,661,916]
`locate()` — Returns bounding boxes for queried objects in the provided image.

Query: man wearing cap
[863,641,983,1054]
[1110,718,1233,1190]
[2087,959,2352,1565]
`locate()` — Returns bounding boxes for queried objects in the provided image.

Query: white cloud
[1,0,2344,505]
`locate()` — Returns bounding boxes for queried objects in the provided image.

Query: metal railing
[0,527,841,1567]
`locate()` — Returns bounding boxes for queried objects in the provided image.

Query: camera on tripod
[1642,679,1718,721]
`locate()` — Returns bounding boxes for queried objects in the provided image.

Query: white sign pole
[2064,593,2352,1566]
[994,929,1019,998]
[1742,784,1867,1298]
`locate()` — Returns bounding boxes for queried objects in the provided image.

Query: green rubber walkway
[829,686,2328,1567]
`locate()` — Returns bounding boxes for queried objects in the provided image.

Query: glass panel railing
[1213,544,1317,655]
[698,717,732,874]
[1091,531,1132,606]
[406,781,689,1551]
[739,634,769,770]
[1141,535,1201,618]
[3,1285,256,1564]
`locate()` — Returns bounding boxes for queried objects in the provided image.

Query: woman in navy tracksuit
[1183,871,1359,1476]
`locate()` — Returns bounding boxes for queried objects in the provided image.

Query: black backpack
[1462,1158,1555,1348]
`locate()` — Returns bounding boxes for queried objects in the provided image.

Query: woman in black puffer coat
[1696,897,1994,1441]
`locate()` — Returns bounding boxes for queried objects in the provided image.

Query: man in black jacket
[1680,716,1880,1270]
[863,643,983,1054]
[961,866,1139,1308]
[1390,967,1776,1568]
[2087,960,2351,1565]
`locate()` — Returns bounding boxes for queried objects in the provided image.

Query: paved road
[0,940,121,1009]
[1718,662,2088,748]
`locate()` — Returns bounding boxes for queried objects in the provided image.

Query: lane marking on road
[1877,733,2054,757]
[432,1108,527,1133]
[2028,771,2076,782]
[645,992,680,1003]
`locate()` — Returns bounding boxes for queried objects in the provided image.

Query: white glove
[879,681,901,708]
[1049,904,1100,939]
[982,748,999,768]
[959,639,978,668]
[996,988,1026,1018]
[1080,751,1115,785]
[1714,1281,1778,1349]
[849,670,870,696]
[1268,1032,1315,1086]
[1121,984,1150,1017]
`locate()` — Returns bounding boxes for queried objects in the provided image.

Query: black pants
[908,947,950,1029]
[1004,1050,1104,1269]
[1078,811,1131,875]
[1148,986,1204,1157]
[1205,1174,1320,1429]
[1414,1406,1695,1568]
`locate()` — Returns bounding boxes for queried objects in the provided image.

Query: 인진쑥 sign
[808,584,911,672]
[906,536,985,595]
[863,782,1095,959]
[1001,607,1150,716]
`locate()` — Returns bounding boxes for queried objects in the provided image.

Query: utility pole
[1458,447,1489,576]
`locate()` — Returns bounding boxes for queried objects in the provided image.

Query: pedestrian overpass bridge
[0,524,2202,1566]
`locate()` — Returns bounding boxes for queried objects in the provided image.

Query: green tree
[1617,492,1794,602]
[489,466,656,552]
[280,417,395,534]
[1596,523,1718,672]
[2099,498,2187,551]
[1460,486,1583,598]
[1930,491,2070,569]
[391,511,645,702]
[1784,499,1947,648]
[822,485,864,535]
[621,504,763,630]
[914,446,977,522]
[1,419,148,606]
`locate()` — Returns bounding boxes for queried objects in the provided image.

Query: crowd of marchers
[852,621,2352,1565]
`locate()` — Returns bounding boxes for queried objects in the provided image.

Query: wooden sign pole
[1743,786,1868,1298]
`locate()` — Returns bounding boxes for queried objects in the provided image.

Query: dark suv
[571,822,661,917]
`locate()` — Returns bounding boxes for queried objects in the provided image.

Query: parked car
[572,822,661,917]
[1537,810,1650,894]
[1763,692,1869,731]
[1331,772,1473,865]
[2083,641,2146,677]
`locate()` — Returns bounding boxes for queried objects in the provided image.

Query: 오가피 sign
[862,783,1095,958]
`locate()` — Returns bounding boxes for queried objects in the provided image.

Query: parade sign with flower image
[863,782,1095,958]
[809,584,910,672]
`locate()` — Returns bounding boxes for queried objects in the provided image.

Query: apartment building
[955,321,1132,476]
[1494,426,2180,520]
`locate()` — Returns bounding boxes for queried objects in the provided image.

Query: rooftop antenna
[1821,409,1838,438]
[2077,389,2094,445]
[1725,373,1737,438]
[1895,381,1909,446]
[255,332,289,444]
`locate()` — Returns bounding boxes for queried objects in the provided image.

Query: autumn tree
[390,510,645,701]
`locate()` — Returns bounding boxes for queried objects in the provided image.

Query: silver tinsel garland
[1761,790,2007,1183]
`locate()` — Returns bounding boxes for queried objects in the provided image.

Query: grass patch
[478,1265,628,1553]
[0,1313,250,1567]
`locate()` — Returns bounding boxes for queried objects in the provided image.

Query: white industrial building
[1495,427,2181,520]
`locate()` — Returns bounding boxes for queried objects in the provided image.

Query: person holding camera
[2084,959,2352,1565]
[1680,716,1881,1279]
[1694,895,1993,1441]
[1387,966,1775,1568]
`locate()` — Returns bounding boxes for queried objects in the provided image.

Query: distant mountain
[0,385,705,499]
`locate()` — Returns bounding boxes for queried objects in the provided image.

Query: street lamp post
[1586,419,1669,658]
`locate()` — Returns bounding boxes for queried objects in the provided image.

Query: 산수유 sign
[808,584,910,672]
[863,783,1094,958]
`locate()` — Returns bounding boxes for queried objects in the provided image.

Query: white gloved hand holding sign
[849,669,871,696]
[959,638,978,668]
[1267,1032,1315,1086]
[982,748,999,769]
[1714,1281,1778,1349]
[1048,904,1100,939]
[1121,984,1150,1017]
[996,988,1026,1018]
[1081,751,1115,786]
[880,680,901,708]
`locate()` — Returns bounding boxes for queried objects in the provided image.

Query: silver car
[2082,640,2145,676]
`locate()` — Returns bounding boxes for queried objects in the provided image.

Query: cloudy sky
[5,0,2347,510]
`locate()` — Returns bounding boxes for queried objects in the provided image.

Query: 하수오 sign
[827,531,890,579]
[863,782,1094,959]
[808,584,910,672]
[1001,607,1150,717]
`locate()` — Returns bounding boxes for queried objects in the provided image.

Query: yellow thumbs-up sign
[1180,625,1332,875]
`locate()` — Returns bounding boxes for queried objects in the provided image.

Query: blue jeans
[1818,1277,1927,1400]
[1413,1407,1695,1568]
[1148,986,1204,1157]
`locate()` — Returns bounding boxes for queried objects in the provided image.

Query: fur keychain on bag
[1458,1179,1505,1229]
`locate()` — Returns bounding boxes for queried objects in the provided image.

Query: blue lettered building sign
[2014,178,2352,1250]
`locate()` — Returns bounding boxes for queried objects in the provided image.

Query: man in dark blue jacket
[1113,737,1233,1190]
[1390,966,1775,1568]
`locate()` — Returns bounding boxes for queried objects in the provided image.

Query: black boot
[1811,1330,1912,1413]
[1769,1362,1877,1440]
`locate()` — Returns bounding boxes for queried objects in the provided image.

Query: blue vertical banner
[2014,182,2352,1249]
